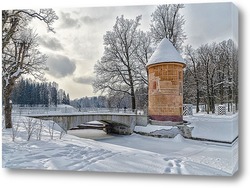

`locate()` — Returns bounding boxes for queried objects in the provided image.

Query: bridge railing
[78,107,135,114]
[9,106,146,116]
[10,106,78,116]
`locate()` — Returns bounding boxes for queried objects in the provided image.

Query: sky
[28,2,238,100]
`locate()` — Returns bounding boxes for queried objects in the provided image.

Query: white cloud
[38,36,64,51]
[46,54,76,78]
[73,75,95,85]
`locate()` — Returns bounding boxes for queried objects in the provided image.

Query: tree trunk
[220,83,224,105]
[3,79,15,129]
[129,76,136,112]
[127,63,136,112]
[196,81,200,113]
[210,77,215,114]
[206,81,210,114]
[131,90,136,112]
[4,91,12,129]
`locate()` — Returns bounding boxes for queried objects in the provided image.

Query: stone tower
[146,38,186,123]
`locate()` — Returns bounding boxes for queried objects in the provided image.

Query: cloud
[72,36,101,60]
[38,36,63,51]
[73,75,95,85]
[80,16,103,25]
[59,12,79,28]
[183,3,234,48]
[46,54,76,78]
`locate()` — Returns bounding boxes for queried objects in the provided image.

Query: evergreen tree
[66,93,70,105]
[62,91,67,104]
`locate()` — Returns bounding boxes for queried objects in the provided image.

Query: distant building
[146,38,186,123]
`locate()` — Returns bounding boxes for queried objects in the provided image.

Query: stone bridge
[28,113,148,134]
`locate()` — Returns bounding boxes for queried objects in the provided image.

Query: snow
[12,67,22,77]
[146,38,185,67]
[68,129,112,140]
[184,113,238,142]
[134,124,172,133]
[172,134,185,142]
[134,124,181,138]
[135,113,238,143]
[3,67,23,87]
[4,77,9,86]
[2,116,237,176]
[98,134,237,175]
[85,120,105,125]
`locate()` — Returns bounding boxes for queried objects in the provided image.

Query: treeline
[183,39,238,113]
[71,87,147,111]
[11,78,70,107]
[71,96,108,109]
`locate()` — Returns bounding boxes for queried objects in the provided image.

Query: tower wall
[147,62,184,122]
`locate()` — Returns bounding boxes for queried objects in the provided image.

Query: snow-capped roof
[146,38,185,67]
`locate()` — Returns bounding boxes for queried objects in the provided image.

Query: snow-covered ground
[135,113,238,142]
[2,115,238,176]
[99,134,238,175]
[185,113,238,142]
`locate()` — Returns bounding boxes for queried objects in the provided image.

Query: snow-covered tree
[184,45,203,112]
[66,93,70,105]
[50,83,58,107]
[62,91,67,105]
[183,39,238,113]
[150,4,186,51]
[2,9,58,128]
[93,15,143,111]
[134,31,154,86]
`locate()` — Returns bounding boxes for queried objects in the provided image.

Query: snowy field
[135,113,238,143]
[2,115,238,176]
[184,113,238,142]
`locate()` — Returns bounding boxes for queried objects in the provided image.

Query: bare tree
[150,4,186,51]
[48,121,56,139]
[23,117,36,141]
[2,9,58,50]
[2,9,58,129]
[59,122,67,139]
[134,31,154,86]
[106,90,131,110]
[2,29,48,129]
[231,40,239,110]
[216,39,238,111]
[183,39,238,114]
[196,44,215,113]
[184,45,202,112]
[11,118,20,142]
[35,119,43,140]
[93,15,143,111]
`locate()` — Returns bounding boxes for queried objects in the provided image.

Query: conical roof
[146,38,185,67]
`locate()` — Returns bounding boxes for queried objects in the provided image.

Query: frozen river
[68,128,238,175]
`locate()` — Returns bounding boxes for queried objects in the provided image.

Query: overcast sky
[30,2,238,99]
